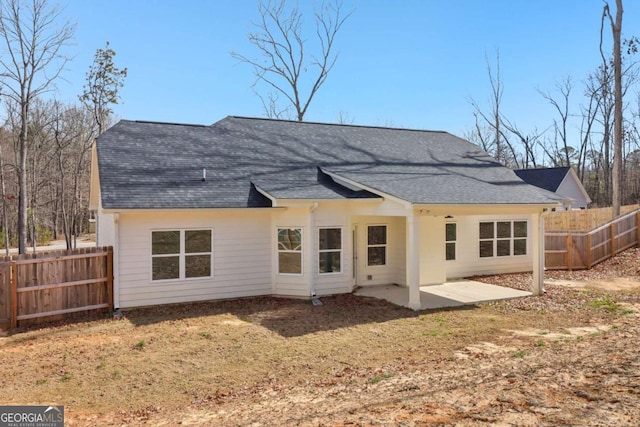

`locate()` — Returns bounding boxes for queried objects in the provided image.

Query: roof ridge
[130,119,207,127]
[226,115,448,134]
[515,166,570,171]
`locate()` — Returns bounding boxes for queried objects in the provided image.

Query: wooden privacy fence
[545,204,640,231]
[545,209,640,270]
[0,246,113,330]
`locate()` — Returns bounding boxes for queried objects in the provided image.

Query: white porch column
[531,211,545,296]
[406,212,421,310]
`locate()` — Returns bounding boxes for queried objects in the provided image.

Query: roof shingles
[96,116,562,209]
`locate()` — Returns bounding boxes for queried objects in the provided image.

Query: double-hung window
[151,229,212,281]
[278,228,303,274]
[479,221,527,258]
[319,228,342,274]
[445,223,457,261]
[367,225,387,266]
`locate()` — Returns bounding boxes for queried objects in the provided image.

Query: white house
[89,116,562,311]
[514,167,591,210]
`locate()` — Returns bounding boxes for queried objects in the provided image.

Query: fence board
[0,246,113,329]
[545,209,639,270]
[545,204,639,231]
[17,303,110,321]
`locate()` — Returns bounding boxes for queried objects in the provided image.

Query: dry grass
[0,295,619,418]
[0,247,638,425]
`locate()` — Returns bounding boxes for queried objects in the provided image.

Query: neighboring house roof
[96,116,563,209]
[513,167,571,193]
[514,167,591,205]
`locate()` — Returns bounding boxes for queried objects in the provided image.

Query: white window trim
[318,226,343,275]
[277,227,304,276]
[445,222,457,261]
[478,220,528,259]
[367,224,388,267]
[150,228,214,282]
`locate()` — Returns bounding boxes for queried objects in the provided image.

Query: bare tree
[486,50,504,163]
[0,0,74,253]
[232,0,352,121]
[577,83,601,182]
[0,130,10,254]
[79,41,128,135]
[469,112,493,154]
[469,50,523,167]
[500,119,543,169]
[603,0,623,217]
[336,110,354,124]
[539,77,574,166]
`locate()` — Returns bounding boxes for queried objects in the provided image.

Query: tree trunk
[17,101,28,254]
[0,143,9,255]
[611,0,623,218]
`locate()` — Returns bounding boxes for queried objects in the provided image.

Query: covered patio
[354,280,532,310]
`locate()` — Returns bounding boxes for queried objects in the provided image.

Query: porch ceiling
[355,281,531,310]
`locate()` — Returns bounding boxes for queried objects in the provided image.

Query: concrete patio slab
[354,280,532,310]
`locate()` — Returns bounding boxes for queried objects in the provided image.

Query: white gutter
[309,201,318,297]
[101,206,285,214]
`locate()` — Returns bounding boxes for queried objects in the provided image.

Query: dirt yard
[1,247,640,426]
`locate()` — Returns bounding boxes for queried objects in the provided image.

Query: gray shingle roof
[514,167,571,193]
[96,116,562,209]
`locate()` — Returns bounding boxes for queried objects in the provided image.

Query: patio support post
[531,212,544,296]
[406,212,421,310]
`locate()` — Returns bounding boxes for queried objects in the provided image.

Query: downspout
[540,212,546,293]
[113,213,120,310]
[310,201,318,298]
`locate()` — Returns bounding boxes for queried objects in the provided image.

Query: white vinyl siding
[445,214,534,279]
[353,216,405,287]
[313,203,358,296]
[556,174,590,209]
[117,210,272,308]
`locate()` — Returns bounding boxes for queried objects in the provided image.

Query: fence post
[637,211,640,245]
[586,233,592,269]
[566,233,573,271]
[610,222,616,256]
[10,261,17,329]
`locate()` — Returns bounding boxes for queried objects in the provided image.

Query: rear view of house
[90,116,562,310]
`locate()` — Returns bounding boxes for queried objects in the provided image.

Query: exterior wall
[354,215,406,286]
[110,198,412,307]
[419,215,446,285]
[96,210,116,247]
[271,207,311,297]
[312,203,353,296]
[445,213,534,279]
[116,210,272,308]
[107,198,544,308]
[557,175,589,209]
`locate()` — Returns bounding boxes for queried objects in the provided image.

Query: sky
[49,0,640,138]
